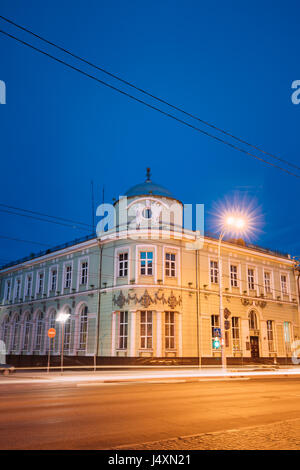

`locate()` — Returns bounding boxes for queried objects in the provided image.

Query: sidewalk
[1,366,300,385]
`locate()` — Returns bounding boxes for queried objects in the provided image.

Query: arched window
[79,305,88,351]
[1,316,10,353]
[34,312,44,351]
[11,314,21,352]
[47,309,56,354]
[63,307,71,354]
[23,312,32,352]
[248,310,258,330]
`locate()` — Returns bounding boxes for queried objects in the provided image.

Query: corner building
[0,172,299,365]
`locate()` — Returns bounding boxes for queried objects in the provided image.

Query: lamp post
[56,311,70,374]
[218,215,247,371]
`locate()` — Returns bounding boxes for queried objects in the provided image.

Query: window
[165,312,175,349]
[165,253,176,277]
[23,313,32,352]
[210,261,218,284]
[230,265,238,287]
[5,280,11,301]
[118,311,128,349]
[281,274,288,295]
[264,272,271,293]
[47,310,56,353]
[11,314,21,351]
[118,253,128,277]
[25,275,32,297]
[64,265,72,289]
[248,268,255,290]
[15,278,21,300]
[232,317,240,351]
[284,321,291,353]
[211,315,220,349]
[248,310,257,330]
[37,272,44,295]
[80,261,88,285]
[140,252,153,276]
[34,312,44,351]
[79,306,88,350]
[142,208,152,219]
[267,320,275,352]
[50,269,57,292]
[1,316,10,352]
[63,307,71,353]
[140,311,152,349]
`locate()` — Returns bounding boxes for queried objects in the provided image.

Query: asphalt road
[1,377,300,449]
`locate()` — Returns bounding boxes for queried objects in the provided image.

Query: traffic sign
[48,328,56,339]
[213,327,221,337]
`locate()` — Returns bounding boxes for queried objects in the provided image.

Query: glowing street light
[56,311,70,373]
[218,212,249,371]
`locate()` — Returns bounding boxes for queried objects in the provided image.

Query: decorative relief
[113,289,182,309]
[241,298,267,309]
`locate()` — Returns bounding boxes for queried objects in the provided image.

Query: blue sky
[0,0,300,264]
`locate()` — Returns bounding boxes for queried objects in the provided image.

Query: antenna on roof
[146,167,151,182]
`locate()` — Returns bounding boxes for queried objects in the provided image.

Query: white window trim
[77,256,89,291]
[246,264,259,296]
[135,244,157,282]
[114,246,130,285]
[228,260,241,292]
[62,260,73,291]
[208,257,219,287]
[263,268,274,298]
[24,272,34,299]
[162,245,180,285]
[280,271,291,300]
[14,276,22,302]
[48,264,59,296]
[35,269,45,298]
[4,277,12,303]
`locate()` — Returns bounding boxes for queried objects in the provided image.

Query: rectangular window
[140,252,153,276]
[26,275,32,297]
[64,265,72,288]
[118,311,128,349]
[165,311,175,349]
[281,274,288,295]
[15,278,21,300]
[248,268,255,290]
[267,320,275,352]
[232,317,241,351]
[211,315,220,349]
[50,269,57,292]
[230,265,238,287]
[210,261,218,284]
[80,261,88,285]
[37,272,44,294]
[118,253,128,277]
[165,253,176,277]
[5,280,11,301]
[140,311,153,349]
[264,272,271,293]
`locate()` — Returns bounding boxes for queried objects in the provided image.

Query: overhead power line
[0,14,299,173]
[0,235,50,246]
[0,28,300,179]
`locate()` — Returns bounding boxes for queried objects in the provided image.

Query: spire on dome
[146,167,151,182]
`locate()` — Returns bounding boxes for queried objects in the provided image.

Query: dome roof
[125,168,174,198]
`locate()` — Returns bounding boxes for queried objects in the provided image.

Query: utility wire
[0,235,50,246]
[1,28,300,180]
[0,203,92,228]
[1,14,299,172]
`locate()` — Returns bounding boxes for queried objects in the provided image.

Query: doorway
[250,336,260,358]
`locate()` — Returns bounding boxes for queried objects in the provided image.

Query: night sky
[0,0,300,264]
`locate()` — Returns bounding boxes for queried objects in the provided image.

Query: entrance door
[250,336,259,358]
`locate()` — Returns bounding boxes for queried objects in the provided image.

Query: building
[0,171,299,366]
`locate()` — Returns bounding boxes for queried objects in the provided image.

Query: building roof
[125,168,174,198]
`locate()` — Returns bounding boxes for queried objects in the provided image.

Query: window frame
[165,253,176,278]
[140,310,153,349]
[165,311,175,350]
[118,311,128,350]
[210,260,219,284]
[139,251,153,276]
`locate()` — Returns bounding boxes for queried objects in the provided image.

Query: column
[129,310,136,357]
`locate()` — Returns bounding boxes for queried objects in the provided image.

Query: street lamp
[218,214,248,371]
[56,311,70,373]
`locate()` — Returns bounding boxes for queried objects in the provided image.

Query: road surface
[1,376,300,449]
